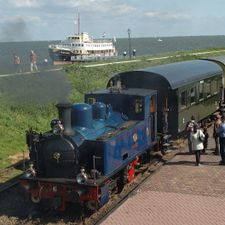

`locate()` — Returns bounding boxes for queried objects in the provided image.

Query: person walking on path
[213,114,221,155]
[13,54,22,73]
[217,114,225,165]
[201,124,209,154]
[185,115,197,153]
[190,123,205,166]
[30,50,39,72]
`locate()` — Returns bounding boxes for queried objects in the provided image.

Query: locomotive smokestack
[56,103,75,136]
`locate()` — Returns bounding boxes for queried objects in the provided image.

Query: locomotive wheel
[122,166,129,184]
[31,195,41,203]
[85,200,99,213]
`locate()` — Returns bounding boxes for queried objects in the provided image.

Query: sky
[1,0,225,42]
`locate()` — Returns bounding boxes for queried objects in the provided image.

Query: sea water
[0,35,225,75]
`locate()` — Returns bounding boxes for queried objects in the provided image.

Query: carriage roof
[108,60,223,90]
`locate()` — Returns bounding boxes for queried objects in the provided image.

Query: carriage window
[180,91,187,109]
[217,79,222,93]
[190,87,196,105]
[211,79,217,95]
[215,78,220,94]
[205,82,211,97]
[199,82,204,100]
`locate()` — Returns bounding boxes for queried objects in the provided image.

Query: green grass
[0,101,56,168]
[1,47,225,168]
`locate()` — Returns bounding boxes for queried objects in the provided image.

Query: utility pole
[127,28,131,59]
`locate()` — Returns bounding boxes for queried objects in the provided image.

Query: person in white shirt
[190,123,205,166]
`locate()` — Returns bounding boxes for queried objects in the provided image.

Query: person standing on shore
[30,50,39,72]
[13,54,22,73]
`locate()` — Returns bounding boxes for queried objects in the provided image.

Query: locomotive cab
[85,88,157,176]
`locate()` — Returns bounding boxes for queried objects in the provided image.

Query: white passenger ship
[48,32,117,62]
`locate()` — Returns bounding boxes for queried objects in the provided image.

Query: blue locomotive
[21,87,157,211]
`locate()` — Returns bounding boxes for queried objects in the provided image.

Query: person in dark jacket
[201,124,208,154]
[217,114,225,165]
[213,114,221,155]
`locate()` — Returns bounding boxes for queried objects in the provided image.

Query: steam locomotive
[20,59,224,212]
[21,87,157,211]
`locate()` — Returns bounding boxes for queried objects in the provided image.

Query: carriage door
[150,95,157,143]
[163,96,169,133]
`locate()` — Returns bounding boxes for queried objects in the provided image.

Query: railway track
[80,148,180,225]
[0,177,20,193]
[0,138,185,225]
[0,160,26,194]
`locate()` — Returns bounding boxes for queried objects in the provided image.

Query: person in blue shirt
[217,114,225,165]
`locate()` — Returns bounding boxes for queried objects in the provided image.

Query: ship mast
[77,13,80,35]
[74,12,80,35]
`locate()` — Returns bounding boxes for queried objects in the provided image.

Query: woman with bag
[190,124,205,166]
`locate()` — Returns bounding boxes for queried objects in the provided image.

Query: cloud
[110,3,137,16]
[51,0,137,15]
[144,11,191,22]
[7,0,40,8]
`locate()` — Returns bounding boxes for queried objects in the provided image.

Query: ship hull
[49,49,74,62]
[49,47,117,62]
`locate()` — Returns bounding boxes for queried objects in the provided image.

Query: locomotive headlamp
[52,185,58,193]
[53,123,64,134]
[50,119,61,129]
[25,163,36,177]
[76,168,88,184]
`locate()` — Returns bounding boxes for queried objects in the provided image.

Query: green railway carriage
[107,60,223,135]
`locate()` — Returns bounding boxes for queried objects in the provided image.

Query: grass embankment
[0,48,225,169]
[0,102,56,169]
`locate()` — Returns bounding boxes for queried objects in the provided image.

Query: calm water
[0,35,225,74]
[0,35,225,105]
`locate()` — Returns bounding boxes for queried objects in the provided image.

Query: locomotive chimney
[56,103,75,136]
